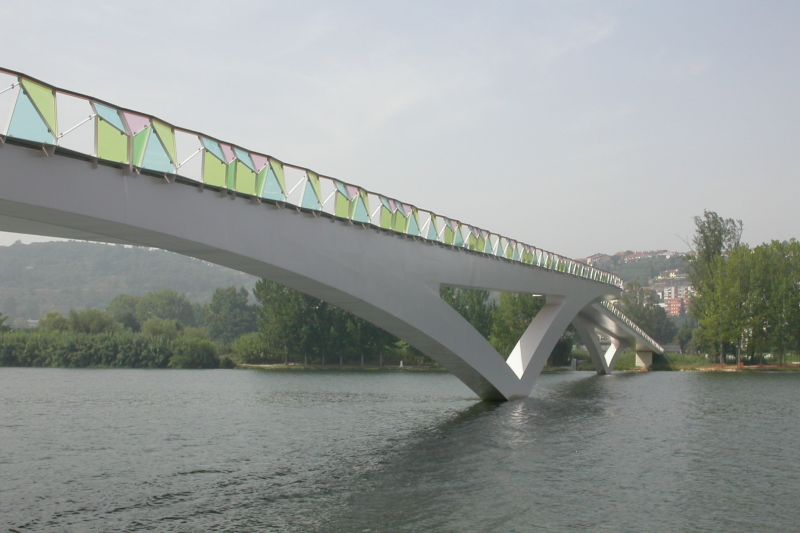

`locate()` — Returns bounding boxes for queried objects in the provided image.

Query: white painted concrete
[0,142,661,400]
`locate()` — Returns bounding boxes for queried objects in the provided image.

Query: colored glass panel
[453,226,464,248]
[407,212,420,236]
[20,78,56,135]
[333,180,348,197]
[7,91,54,144]
[132,128,151,166]
[93,102,126,133]
[427,218,439,241]
[444,225,455,245]
[301,182,321,210]
[392,211,407,233]
[306,171,321,202]
[261,166,285,201]
[97,118,129,164]
[334,193,350,218]
[256,168,266,196]
[234,147,255,170]
[123,112,150,135]
[225,162,236,189]
[351,196,370,224]
[202,151,226,187]
[235,161,256,195]
[380,207,392,229]
[269,160,285,192]
[152,120,176,164]
[201,137,225,161]
[141,129,174,173]
[220,143,235,163]
[251,153,269,172]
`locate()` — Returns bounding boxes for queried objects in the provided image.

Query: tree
[107,294,141,331]
[141,318,183,340]
[204,287,258,344]
[440,287,496,339]
[620,283,677,345]
[0,313,10,333]
[135,290,198,326]
[38,311,70,332]
[689,211,743,362]
[489,292,544,356]
[67,309,118,334]
[169,336,219,368]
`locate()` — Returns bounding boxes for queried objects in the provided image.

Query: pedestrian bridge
[0,68,662,400]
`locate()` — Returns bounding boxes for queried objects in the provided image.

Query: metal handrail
[0,66,624,289]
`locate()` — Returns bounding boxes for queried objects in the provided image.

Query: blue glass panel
[233,147,254,170]
[454,228,464,247]
[301,182,321,210]
[261,170,286,201]
[426,220,438,241]
[201,137,225,162]
[407,214,420,236]
[142,131,174,173]
[7,92,54,144]
[352,197,370,223]
[94,102,127,133]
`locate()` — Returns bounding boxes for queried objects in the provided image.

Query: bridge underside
[0,142,661,400]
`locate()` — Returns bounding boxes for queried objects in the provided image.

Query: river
[1,368,799,531]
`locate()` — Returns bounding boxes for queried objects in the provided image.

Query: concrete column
[506,296,585,391]
[573,316,621,375]
[635,351,653,370]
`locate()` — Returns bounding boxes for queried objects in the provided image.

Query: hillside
[0,241,256,326]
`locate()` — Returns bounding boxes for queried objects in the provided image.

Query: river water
[1,368,799,532]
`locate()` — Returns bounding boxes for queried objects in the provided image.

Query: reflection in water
[2,369,800,532]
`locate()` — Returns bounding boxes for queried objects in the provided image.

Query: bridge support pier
[635,350,654,370]
[573,316,621,374]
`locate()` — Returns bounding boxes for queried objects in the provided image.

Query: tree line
[688,211,800,365]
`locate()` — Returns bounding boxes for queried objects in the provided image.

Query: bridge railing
[0,67,623,289]
[599,300,664,353]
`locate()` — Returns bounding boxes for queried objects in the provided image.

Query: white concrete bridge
[0,68,662,400]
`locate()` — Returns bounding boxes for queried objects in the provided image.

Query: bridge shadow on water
[316,372,633,532]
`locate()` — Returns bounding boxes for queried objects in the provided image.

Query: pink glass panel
[251,154,268,171]
[220,143,235,163]
[123,112,151,135]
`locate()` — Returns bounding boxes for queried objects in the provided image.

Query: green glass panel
[269,160,286,193]
[392,211,407,233]
[505,245,513,259]
[261,169,286,201]
[132,129,150,166]
[351,196,370,224]
[444,226,455,245]
[20,78,56,135]
[203,151,226,187]
[467,234,478,251]
[301,182,321,210]
[334,193,350,218]
[256,168,266,196]
[97,118,129,164]
[484,239,493,254]
[225,162,236,190]
[235,161,256,195]
[152,120,176,164]
[380,207,392,229]
[7,91,54,144]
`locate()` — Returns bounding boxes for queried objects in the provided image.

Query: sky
[0,0,797,257]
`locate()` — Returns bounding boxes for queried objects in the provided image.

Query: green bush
[169,336,219,369]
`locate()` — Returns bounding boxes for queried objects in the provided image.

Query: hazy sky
[1,0,797,257]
